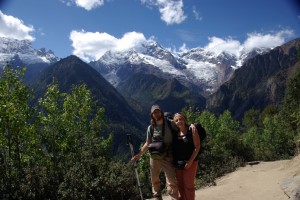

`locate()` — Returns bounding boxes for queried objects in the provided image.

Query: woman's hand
[185,160,192,169]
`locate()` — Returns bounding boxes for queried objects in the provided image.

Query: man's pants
[150,156,178,200]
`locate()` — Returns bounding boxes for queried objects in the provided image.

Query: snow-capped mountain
[0,37,60,67]
[90,40,270,94]
[0,36,270,94]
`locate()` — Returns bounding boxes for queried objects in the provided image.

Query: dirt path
[195,155,300,200]
[151,155,300,200]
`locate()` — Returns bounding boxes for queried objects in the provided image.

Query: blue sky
[0,0,299,62]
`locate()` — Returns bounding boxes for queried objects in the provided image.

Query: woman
[172,113,201,200]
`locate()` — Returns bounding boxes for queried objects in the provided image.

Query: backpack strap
[165,118,179,137]
[150,124,154,137]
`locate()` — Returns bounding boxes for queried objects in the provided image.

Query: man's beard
[154,115,163,122]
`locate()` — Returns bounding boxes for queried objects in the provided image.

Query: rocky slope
[206,38,300,120]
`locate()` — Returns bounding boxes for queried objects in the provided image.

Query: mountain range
[1,36,299,155]
[0,37,60,82]
[89,39,270,95]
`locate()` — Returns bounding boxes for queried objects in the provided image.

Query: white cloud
[0,11,35,41]
[204,29,294,57]
[75,0,105,10]
[204,37,241,57]
[141,0,186,25]
[70,30,147,62]
[243,30,294,52]
[192,6,202,21]
[60,0,105,10]
[70,29,295,62]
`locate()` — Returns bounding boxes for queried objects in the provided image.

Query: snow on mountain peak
[0,37,60,66]
[0,36,270,94]
[91,39,271,93]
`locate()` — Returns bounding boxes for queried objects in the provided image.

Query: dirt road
[195,155,300,200]
[151,155,300,200]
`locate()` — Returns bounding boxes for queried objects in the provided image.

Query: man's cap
[151,104,161,114]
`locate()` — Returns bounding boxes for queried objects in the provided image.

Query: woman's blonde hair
[173,112,188,125]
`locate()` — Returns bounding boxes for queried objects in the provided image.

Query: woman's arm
[185,128,201,169]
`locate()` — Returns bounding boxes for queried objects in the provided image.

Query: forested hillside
[0,61,299,199]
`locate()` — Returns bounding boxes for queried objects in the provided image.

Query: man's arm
[189,123,197,133]
[131,139,151,162]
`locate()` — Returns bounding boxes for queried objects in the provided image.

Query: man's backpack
[194,123,207,154]
[194,123,206,145]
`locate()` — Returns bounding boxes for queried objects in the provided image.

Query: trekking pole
[127,134,143,200]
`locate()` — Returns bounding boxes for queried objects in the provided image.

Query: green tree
[242,126,261,160]
[136,146,152,198]
[0,66,37,198]
[280,67,300,154]
[37,80,67,197]
[261,114,295,160]
[206,110,244,179]
[196,110,219,186]
[37,81,113,198]
[282,68,300,130]
[183,108,245,186]
[242,109,262,130]
[214,110,241,155]
[241,109,264,160]
[37,81,139,199]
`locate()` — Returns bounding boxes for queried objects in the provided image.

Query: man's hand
[131,154,140,163]
[189,124,196,133]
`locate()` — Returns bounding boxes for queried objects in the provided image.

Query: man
[132,105,197,200]
[132,104,177,199]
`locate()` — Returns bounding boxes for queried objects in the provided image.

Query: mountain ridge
[0,36,273,96]
[0,37,60,65]
[30,55,143,125]
[0,37,60,83]
[117,72,206,119]
[89,39,271,94]
[206,37,300,120]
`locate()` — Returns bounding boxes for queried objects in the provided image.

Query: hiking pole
[127,134,143,200]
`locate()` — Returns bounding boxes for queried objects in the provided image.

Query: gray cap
[151,104,161,114]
